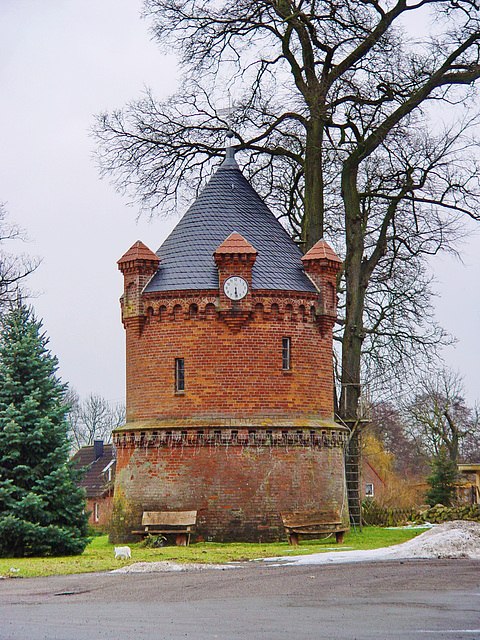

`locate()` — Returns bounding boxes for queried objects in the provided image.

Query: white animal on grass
[114,546,131,559]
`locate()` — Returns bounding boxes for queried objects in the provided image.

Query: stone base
[110,425,349,543]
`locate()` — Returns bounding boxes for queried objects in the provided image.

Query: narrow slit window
[175,358,185,392]
[282,337,291,370]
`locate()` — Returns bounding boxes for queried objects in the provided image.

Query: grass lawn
[0,526,428,579]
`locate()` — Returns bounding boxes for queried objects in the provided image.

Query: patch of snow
[262,521,480,566]
[314,546,354,550]
[385,524,433,530]
[111,561,233,573]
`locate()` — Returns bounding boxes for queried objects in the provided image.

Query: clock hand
[235,286,238,297]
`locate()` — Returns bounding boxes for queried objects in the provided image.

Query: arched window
[159,305,167,321]
[205,303,216,320]
[271,303,279,319]
[285,304,293,321]
[255,303,264,319]
[173,304,183,322]
[189,303,198,319]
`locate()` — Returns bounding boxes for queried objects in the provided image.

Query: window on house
[102,460,115,483]
[365,482,374,498]
[94,502,99,523]
[282,337,291,370]
[175,358,185,392]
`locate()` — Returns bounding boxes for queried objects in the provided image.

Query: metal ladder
[345,425,362,529]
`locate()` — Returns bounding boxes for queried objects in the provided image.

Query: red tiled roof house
[71,440,115,529]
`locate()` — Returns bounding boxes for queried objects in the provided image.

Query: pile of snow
[111,560,230,573]
[386,520,480,559]
[263,520,480,566]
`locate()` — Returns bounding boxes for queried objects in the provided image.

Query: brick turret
[117,241,160,330]
[302,239,342,335]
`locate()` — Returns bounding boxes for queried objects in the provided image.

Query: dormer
[214,232,258,310]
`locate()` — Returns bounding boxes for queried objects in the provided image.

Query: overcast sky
[0,0,479,407]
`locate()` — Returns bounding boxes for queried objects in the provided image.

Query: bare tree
[368,401,429,478]
[93,0,480,420]
[0,203,38,305]
[404,369,480,464]
[67,391,126,452]
[335,118,475,391]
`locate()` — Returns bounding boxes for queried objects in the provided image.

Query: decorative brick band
[140,293,326,324]
[113,427,348,449]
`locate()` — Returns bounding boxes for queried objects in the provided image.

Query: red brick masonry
[111,238,349,542]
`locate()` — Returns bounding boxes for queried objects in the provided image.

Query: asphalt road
[1,559,479,640]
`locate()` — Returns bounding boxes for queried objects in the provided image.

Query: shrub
[362,500,416,527]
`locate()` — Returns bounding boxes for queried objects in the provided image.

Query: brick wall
[86,494,113,530]
[362,459,388,501]
[124,291,335,423]
[111,435,348,543]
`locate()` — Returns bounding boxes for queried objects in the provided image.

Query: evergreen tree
[0,305,89,557]
[425,447,457,508]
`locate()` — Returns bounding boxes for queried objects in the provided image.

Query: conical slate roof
[144,154,316,294]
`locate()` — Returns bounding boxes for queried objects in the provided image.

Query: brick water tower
[111,146,349,542]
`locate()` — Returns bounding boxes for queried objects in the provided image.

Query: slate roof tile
[144,155,316,294]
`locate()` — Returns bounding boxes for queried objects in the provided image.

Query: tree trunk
[302,117,324,251]
[339,160,366,420]
[443,410,459,462]
[340,160,366,527]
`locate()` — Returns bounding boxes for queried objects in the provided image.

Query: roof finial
[218,96,239,168]
[222,129,238,167]
[221,129,239,168]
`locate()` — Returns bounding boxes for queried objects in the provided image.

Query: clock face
[223,276,248,301]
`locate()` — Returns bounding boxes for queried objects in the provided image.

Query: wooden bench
[281,509,349,546]
[132,510,197,546]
